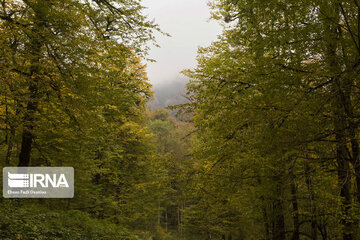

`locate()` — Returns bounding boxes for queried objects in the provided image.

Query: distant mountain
[148,79,188,109]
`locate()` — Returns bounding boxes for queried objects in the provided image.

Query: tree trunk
[158,200,161,225]
[18,44,41,166]
[177,204,182,234]
[305,164,317,240]
[165,208,168,232]
[4,94,16,165]
[330,36,354,240]
[18,1,47,166]
[322,3,353,239]
[290,174,300,240]
[262,201,270,240]
[5,126,15,165]
[272,177,285,240]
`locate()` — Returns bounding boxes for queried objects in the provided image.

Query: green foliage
[178,0,360,239]
[0,0,164,239]
[0,201,141,240]
[2,0,360,239]
[147,109,192,239]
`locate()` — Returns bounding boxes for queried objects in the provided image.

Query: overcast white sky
[142,0,222,87]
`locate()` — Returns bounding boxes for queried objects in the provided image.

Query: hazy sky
[142,0,222,86]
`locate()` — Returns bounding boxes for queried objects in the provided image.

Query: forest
[1,0,360,240]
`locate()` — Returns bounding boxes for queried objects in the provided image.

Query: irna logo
[8,172,69,188]
[3,167,74,198]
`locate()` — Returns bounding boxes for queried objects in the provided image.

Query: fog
[142,0,222,87]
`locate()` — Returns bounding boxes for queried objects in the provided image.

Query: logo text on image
[8,172,69,188]
[3,167,74,198]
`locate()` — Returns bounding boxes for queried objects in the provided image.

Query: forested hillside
[148,80,187,109]
[1,0,360,240]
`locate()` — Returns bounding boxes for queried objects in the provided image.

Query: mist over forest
[148,79,188,109]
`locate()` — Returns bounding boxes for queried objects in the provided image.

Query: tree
[0,0,164,239]
[180,0,360,239]
[0,0,158,166]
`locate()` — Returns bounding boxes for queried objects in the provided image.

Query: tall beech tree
[0,0,157,166]
[181,0,360,239]
[0,0,164,238]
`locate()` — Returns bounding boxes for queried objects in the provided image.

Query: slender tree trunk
[305,164,317,240]
[18,45,41,166]
[177,204,182,234]
[335,126,353,240]
[329,38,353,240]
[258,178,270,240]
[272,176,285,240]
[341,3,360,207]
[318,224,328,240]
[4,95,16,165]
[290,174,300,240]
[272,199,285,240]
[355,164,360,204]
[5,126,15,165]
[157,200,161,225]
[18,1,47,166]
[165,208,168,232]
[348,92,360,205]
[262,201,270,240]
[322,3,353,239]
